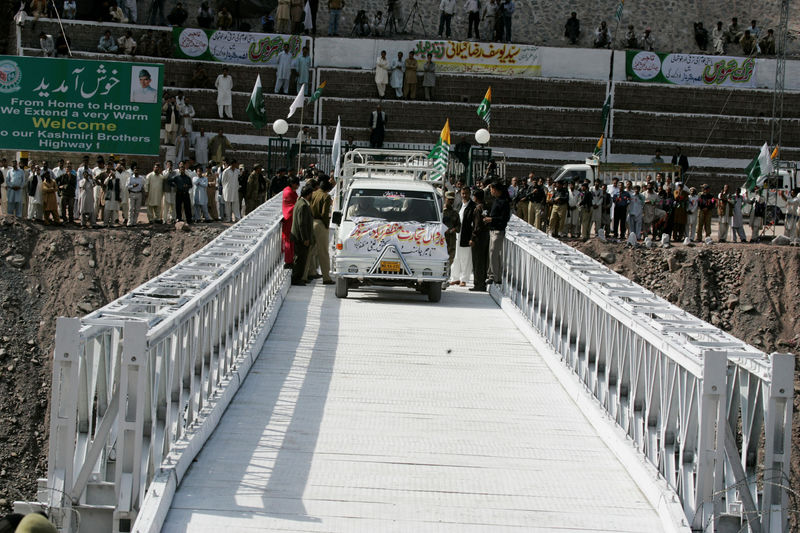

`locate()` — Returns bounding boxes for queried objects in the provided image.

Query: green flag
[308,80,327,103]
[744,143,773,191]
[245,74,266,129]
[592,135,603,158]
[601,95,611,130]
[427,120,451,181]
[614,0,624,22]
[477,87,491,127]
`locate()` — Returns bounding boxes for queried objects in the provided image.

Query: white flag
[332,116,342,178]
[756,142,773,187]
[287,84,305,118]
[303,0,313,30]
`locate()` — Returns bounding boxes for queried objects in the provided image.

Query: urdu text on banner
[626,50,757,87]
[412,40,540,76]
[0,56,162,155]
[173,27,310,65]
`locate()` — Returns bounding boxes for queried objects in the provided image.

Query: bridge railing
[40,196,288,532]
[498,217,793,533]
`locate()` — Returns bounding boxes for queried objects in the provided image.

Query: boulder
[175,221,191,232]
[5,254,26,268]
[77,302,94,314]
[600,251,616,264]
[771,235,790,246]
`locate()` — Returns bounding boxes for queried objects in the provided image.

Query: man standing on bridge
[484,181,510,285]
[290,184,315,285]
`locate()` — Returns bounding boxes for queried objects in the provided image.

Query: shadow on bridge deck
[163,284,665,532]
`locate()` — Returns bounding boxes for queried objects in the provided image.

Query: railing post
[115,321,148,525]
[693,350,727,532]
[47,317,82,533]
[762,352,794,533]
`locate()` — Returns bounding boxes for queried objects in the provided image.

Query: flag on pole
[332,116,342,178]
[771,145,779,160]
[303,0,313,30]
[744,142,773,191]
[309,80,327,104]
[427,119,451,181]
[477,87,491,128]
[287,84,305,118]
[592,135,604,158]
[614,0,624,22]
[601,95,611,130]
[245,74,267,129]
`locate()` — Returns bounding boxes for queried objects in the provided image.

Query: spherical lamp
[272,119,289,136]
[475,128,491,145]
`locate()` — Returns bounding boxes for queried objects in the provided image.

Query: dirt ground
[0,217,225,512]
[0,219,798,524]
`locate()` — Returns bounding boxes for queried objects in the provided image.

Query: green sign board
[0,55,163,155]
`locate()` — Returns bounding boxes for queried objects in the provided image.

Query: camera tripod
[401,0,426,37]
[384,7,398,36]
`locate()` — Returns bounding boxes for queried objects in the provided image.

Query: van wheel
[335,278,348,298]
[427,282,442,303]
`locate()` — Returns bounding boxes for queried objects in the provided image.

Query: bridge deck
[163,285,664,532]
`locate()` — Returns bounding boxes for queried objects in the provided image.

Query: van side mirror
[331,211,342,225]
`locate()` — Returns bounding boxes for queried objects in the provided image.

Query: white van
[330,149,449,302]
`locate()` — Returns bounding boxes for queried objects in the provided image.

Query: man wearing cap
[695,184,715,241]
[291,184,315,285]
[309,179,335,284]
[442,191,460,268]
[131,69,157,103]
[245,164,264,215]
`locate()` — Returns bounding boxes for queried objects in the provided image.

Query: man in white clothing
[274,43,292,94]
[215,68,233,119]
[194,127,209,166]
[220,161,242,222]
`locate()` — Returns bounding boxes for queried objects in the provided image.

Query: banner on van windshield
[344,219,449,260]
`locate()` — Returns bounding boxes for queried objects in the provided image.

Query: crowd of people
[0,154,320,229]
[494,172,800,246]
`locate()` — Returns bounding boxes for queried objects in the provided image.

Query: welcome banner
[626,50,757,88]
[0,56,162,155]
[173,27,310,66]
[412,40,540,77]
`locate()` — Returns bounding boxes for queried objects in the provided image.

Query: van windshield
[345,189,440,223]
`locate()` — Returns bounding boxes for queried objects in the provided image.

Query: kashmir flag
[309,80,327,104]
[477,87,491,128]
[744,142,773,191]
[592,135,603,158]
[287,84,305,118]
[614,0,624,22]
[245,74,267,129]
[428,119,451,181]
[601,95,611,130]
[332,116,342,178]
[771,145,779,160]
[303,0,313,30]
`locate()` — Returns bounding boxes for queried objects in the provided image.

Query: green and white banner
[173,27,309,65]
[0,56,162,155]
[412,40,540,77]
[626,50,757,87]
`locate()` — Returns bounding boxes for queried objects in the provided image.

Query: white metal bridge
[17,195,794,533]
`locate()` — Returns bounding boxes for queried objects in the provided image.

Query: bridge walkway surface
[161,283,664,532]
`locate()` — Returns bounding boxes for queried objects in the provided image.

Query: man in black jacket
[469,188,489,292]
[174,161,194,223]
[450,187,475,287]
[485,181,511,284]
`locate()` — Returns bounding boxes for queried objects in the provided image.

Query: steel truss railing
[38,196,288,533]
[498,217,793,533]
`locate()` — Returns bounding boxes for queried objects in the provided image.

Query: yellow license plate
[380,260,402,272]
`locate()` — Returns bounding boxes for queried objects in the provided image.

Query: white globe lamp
[272,119,289,136]
[475,128,491,145]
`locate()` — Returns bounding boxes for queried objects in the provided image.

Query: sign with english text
[412,40,540,77]
[173,27,311,66]
[626,50,757,88]
[0,56,162,155]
